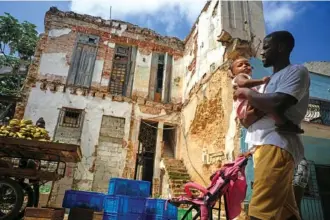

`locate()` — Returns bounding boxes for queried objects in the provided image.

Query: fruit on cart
[0,119,51,141]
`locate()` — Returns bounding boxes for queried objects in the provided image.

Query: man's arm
[246,91,297,114]
[235,75,269,88]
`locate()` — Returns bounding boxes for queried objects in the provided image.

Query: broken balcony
[304,98,330,126]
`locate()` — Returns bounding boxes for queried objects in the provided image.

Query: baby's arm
[235,75,270,88]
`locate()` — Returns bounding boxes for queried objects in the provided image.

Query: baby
[231,57,304,134]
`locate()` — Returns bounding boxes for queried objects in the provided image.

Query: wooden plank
[0,167,61,181]
[125,46,137,97]
[148,52,159,100]
[93,212,103,220]
[67,44,83,85]
[0,137,82,162]
[24,218,63,220]
[25,207,65,219]
[163,53,173,103]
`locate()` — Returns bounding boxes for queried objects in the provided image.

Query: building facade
[15,0,265,208]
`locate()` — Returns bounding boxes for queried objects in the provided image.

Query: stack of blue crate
[145,198,178,220]
[62,190,105,212]
[62,177,178,220]
[103,178,151,220]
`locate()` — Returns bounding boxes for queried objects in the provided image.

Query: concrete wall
[304,61,330,76]
[221,1,265,57]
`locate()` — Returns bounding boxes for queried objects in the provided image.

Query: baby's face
[232,58,252,75]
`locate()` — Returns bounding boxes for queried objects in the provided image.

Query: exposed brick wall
[45,7,184,52]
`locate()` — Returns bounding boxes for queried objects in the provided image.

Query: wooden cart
[0,137,82,220]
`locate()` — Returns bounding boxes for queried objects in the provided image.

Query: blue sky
[0,1,329,64]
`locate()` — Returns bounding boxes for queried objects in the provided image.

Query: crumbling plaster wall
[182,0,225,100]
[182,0,265,101]
[179,64,239,185]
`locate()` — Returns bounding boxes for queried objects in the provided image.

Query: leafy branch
[0,13,38,119]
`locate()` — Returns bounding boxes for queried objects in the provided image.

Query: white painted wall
[39,52,105,86]
[48,28,72,38]
[183,0,225,99]
[24,83,133,188]
[39,53,70,76]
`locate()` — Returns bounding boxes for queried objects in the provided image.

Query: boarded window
[109,45,136,96]
[67,34,99,88]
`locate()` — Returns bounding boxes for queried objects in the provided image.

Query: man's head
[230,57,252,76]
[261,31,295,67]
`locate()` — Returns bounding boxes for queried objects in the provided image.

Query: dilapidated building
[15,0,265,207]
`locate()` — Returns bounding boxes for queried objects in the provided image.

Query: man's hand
[233,88,251,100]
[262,76,270,85]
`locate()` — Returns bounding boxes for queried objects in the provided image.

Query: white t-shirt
[245,64,310,165]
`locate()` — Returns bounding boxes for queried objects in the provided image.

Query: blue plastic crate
[103,213,145,220]
[145,215,164,220]
[145,199,166,216]
[104,195,146,214]
[62,190,105,211]
[145,215,177,220]
[145,199,177,219]
[108,178,151,197]
[166,203,178,219]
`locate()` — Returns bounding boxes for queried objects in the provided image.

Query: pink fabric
[234,87,258,119]
[169,156,248,220]
[225,169,247,219]
[234,99,249,119]
[184,182,208,198]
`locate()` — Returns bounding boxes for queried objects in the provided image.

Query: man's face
[231,58,252,75]
[260,37,278,68]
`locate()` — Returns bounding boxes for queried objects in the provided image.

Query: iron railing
[304,98,330,126]
[58,107,84,128]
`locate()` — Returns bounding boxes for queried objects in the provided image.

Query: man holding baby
[233,31,310,220]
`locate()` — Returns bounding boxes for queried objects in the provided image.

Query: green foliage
[0,55,19,67]
[0,13,38,119]
[0,13,38,61]
[0,74,25,96]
